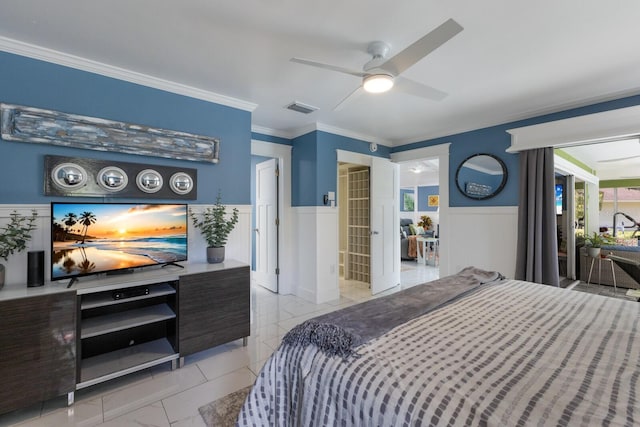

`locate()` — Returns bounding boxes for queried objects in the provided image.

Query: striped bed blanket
[238,277,640,426]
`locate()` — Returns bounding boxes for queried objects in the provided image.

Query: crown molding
[250,125,292,139]
[285,122,391,146]
[0,36,257,112]
[316,123,390,146]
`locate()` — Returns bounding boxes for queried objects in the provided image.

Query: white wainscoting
[446,206,519,278]
[0,204,251,287]
[293,206,339,304]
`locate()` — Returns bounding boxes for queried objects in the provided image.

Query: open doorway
[250,140,292,295]
[555,137,640,290]
[397,158,441,286]
[338,162,371,297]
[336,150,400,299]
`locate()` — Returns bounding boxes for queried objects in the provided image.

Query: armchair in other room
[400,218,415,260]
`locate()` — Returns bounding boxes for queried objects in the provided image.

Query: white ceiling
[1,1,640,147]
[561,138,640,180]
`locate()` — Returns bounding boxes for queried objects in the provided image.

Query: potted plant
[190,190,239,263]
[584,231,613,258]
[418,215,433,230]
[0,210,38,289]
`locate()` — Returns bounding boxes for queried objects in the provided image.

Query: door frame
[251,140,293,294]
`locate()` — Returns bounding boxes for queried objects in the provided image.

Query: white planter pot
[586,247,601,258]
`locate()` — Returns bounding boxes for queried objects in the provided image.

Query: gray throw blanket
[281,266,504,357]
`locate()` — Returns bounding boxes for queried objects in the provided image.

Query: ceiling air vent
[285,102,318,114]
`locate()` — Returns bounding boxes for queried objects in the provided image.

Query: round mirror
[51,163,88,190]
[97,166,128,192]
[169,172,193,195]
[455,154,507,200]
[136,169,163,193]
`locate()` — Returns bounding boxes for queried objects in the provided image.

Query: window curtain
[515,147,559,286]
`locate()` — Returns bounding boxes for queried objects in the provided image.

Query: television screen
[555,184,563,215]
[51,202,188,281]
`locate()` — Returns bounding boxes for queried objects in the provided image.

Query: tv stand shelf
[77,279,179,389]
[81,304,176,339]
[78,339,178,389]
[74,260,249,391]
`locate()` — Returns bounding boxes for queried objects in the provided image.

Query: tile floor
[568,280,639,301]
[0,262,438,427]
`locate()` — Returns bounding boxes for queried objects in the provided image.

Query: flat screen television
[51,202,188,282]
[555,183,563,215]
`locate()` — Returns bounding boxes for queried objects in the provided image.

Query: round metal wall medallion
[169,172,193,195]
[51,163,88,189]
[97,166,128,192]
[136,169,163,193]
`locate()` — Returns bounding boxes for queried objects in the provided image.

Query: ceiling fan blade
[290,57,366,78]
[379,18,463,76]
[598,154,640,163]
[334,86,364,111]
[394,76,448,101]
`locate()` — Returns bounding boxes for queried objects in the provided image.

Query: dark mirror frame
[455,153,508,200]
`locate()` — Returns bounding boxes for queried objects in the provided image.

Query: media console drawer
[0,291,76,416]
[178,265,250,357]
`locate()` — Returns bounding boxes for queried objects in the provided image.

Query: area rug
[198,385,252,427]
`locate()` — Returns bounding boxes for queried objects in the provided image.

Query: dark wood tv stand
[0,260,250,416]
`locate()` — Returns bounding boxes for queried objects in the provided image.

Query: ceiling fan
[290,18,463,110]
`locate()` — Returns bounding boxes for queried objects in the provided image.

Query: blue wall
[393,94,640,207]
[291,130,391,206]
[417,185,439,212]
[0,51,252,204]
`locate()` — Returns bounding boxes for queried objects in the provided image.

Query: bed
[238,267,640,426]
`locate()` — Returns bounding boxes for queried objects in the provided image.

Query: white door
[370,157,400,294]
[254,158,278,292]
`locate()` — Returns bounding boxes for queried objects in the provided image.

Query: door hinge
[275,166,280,177]
[275,218,279,226]
[275,268,280,275]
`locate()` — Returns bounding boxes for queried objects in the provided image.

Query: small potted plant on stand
[190,191,239,264]
[584,231,613,258]
[418,215,433,231]
[0,210,38,289]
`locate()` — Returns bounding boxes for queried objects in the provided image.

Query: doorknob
[370,230,379,235]
[254,228,259,233]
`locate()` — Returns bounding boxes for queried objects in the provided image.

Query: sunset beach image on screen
[51,203,188,280]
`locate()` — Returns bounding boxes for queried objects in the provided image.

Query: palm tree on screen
[78,211,97,244]
[63,213,78,237]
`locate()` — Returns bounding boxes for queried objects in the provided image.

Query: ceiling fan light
[363,74,394,93]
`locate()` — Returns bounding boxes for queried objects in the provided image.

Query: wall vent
[285,102,318,114]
